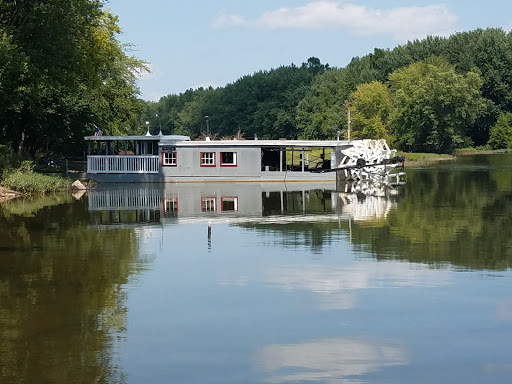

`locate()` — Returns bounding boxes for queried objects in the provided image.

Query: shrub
[488,112,512,149]
[1,171,71,194]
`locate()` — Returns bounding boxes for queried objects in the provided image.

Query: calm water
[1,154,512,384]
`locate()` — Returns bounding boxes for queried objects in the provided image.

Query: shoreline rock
[0,186,23,202]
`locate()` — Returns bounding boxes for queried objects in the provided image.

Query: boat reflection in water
[87,181,403,229]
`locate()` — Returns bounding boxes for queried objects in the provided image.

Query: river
[1,154,511,383]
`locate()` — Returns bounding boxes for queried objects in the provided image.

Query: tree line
[145,28,512,153]
[1,1,512,158]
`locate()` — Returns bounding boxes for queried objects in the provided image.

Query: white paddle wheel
[336,139,407,184]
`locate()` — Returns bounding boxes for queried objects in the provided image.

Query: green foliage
[0,142,17,173]
[0,0,146,156]
[396,152,453,163]
[18,160,34,173]
[488,112,512,149]
[388,57,485,153]
[347,81,392,141]
[1,171,71,194]
[143,61,324,140]
[296,68,352,139]
[142,28,512,152]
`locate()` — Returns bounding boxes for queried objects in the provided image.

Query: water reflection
[261,263,451,310]
[349,155,512,270]
[1,154,511,384]
[86,153,512,270]
[255,337,408,383]
[86,181,402,226]
[0,196,142,384]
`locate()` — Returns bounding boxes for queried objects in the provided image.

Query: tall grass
[1,171,71,194]
[397,152,453,163]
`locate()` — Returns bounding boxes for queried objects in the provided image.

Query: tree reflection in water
[0,196,143,384]
[244,154,512,270]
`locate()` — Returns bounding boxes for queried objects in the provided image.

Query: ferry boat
[84,132,405,184]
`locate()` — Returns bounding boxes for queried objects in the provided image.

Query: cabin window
[162,151,177,166]
[221,197,238,212]
[200,152,216,167]
[220,152,237,167]
[201,197,217,212]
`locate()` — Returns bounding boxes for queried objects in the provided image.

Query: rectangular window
[162,151,177,166]
[221,197,238,212]
[201,197,217,212]
[200,152,216,167]
[220,152,237,167]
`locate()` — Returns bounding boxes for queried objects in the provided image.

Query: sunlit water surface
[1,154,512,383]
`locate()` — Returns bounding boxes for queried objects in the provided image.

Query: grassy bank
[454,148,512,155]
[397,152,454,166]
[1,170,71,194]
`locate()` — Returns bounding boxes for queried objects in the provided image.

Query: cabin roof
[167,139,352,149]
[84,134,356,149]
[84,134,191,142]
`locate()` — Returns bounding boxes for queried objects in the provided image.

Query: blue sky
[105,0,512,101]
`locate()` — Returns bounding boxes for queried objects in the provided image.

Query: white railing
[87,155,160,174]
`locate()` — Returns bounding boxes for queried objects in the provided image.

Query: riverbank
[401,148,512,167]
[399,152,455,167]
[454,148,512,155]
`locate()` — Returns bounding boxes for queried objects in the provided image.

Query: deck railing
[87,155,160,174]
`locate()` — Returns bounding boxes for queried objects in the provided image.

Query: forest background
[1,0,512,164]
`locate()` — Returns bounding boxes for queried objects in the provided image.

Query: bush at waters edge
[1,171,71,194]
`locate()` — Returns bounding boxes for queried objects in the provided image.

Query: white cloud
[212,1,458,42]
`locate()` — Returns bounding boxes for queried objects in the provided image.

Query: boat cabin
[84,134,404,184]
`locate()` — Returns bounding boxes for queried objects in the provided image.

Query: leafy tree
[488,112,512,149]
[0,0,147,156]
[174,89,210,137]
[346,29,512,146]
[347,81,392,141]
[296,68,353,139]
[388,57,485,153]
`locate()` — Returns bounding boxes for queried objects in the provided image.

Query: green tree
[347,81,392,141]
[388,57,484,153]
[0,0,147,156]
[296,68,353,139]
[488,112,512,149]
[150,60,323,140]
